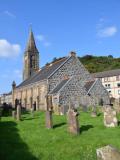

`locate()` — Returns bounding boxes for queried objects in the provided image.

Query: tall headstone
[16,104,21,121]
[67,108,80,135]
[45,110,53,129]
[97,145,120,160]
[12,110,16,120]
[104,106,118,127]
[45,95,53,129]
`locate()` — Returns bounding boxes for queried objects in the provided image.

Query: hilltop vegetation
[50,55,120,73]
[79,55,120,73]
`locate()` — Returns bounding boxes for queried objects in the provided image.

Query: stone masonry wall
[89,79,110,105]
[48,55,93,92]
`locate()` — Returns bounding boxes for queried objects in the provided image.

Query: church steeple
[25,28,39,53]
[23,28,39,81]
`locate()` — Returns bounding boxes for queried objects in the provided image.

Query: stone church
[12,29,110,114]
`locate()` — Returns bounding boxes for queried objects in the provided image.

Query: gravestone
[45,95,53,129]
[31,106,34,118]
[45,109,53,129]
[91,112,97,117]
[12,110,16,120]
[91,105,97,117]
[67,108,80,135]
[96,145,120,160]
[16,104,21,121]
[104,106,118,127]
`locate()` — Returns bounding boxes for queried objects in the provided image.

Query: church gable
[48,52,93,92]
[88,79,110,105]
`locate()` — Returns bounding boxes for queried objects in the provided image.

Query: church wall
[89,80,110,105]
[48,55,93,92]
[14,80,48,110]
[53,76,95,114]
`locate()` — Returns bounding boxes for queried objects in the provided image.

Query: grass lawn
[0,111,120,160]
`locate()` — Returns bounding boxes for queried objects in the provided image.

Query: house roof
[49,79,69,94]
[92,69,120,78]
[84,80,95,92]
[17,57,68,88]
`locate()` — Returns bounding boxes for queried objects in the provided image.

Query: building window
[118,90,120,95]
[116,76,120,81]
[105,84,111,88]
[104,77,110,82]
[117,83,120,88]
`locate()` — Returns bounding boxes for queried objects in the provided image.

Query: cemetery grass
[0,111,120,160]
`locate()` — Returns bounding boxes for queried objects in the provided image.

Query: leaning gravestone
[16,104,21,121]
[12,110,16,120]
[96,145,120,160]
[67,108,80,135]
[104,106,118,127]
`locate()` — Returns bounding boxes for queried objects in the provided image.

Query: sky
[0,0,120,94]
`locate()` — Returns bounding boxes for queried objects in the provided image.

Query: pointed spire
[25,27,38,53]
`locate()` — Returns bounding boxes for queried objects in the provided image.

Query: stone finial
[69,51,76,57]
[12,81,16,89]
[96,145,120,160]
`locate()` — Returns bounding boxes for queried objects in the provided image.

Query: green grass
[0,111,120,160]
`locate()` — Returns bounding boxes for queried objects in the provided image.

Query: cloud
[96,18,117,38]
[36,34,51,47]
[3,10,16,18]
[97,26,117,38]
[0,39,21,58]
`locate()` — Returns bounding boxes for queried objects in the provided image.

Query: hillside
[79,55,120,73]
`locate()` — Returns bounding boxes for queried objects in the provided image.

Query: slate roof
[84,80,95,92]
[92,69,120,78]
[49,79,69,94]
[17,57,68,88]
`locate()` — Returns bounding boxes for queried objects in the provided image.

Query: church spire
[23,28,39,81]
[25,27,39,53]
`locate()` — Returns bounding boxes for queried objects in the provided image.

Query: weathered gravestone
[104,106,118,127]
[91,106,97,117]
[91,112,97,117]
[96,145,120,160]
[30,106,34,118]
[45,95,53,129]
[16,104,21,121]
[12,110,16,120]
[45,110,53,129]
[67,108,80,135]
